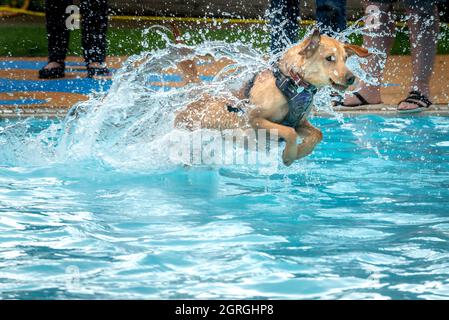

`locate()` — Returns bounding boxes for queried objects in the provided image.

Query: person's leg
[398,1,439,110]
[343,1,396,106]
[80,0,108,66]
[316,0,347,34]
[269,0,300,55]
[44,0,72,67]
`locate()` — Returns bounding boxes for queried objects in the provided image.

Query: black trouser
[269,0,347,54]
[270,0,300,54]
[45,0,108,65]
[439,0,449,22]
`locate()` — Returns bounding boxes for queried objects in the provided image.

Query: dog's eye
[326,56,336,62]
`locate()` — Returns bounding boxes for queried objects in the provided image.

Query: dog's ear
[299,29,321,58]
[344,44,371,58]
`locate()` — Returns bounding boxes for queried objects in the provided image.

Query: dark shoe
[38,62,65,79]
[87,65,111,78]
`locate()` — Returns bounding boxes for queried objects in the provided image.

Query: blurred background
[0,1,448,118]
[2,0,447,19]
[0,0,448,57]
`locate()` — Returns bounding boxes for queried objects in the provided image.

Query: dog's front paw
[282,151,295,167]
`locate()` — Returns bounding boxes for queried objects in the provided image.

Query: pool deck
[1,56,448,118]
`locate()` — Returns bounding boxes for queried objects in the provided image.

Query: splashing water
[2,24,448,300]
[0,25,379,172]
[1,38,265,170]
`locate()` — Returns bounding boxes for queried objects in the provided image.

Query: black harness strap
[227,66,318,129]
[272,66,317,127]
[227,105,243,113]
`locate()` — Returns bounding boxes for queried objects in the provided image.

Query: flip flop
[87,65,111,78]
[38,62,65,79]
[333,92,373,107]
[398,91,433,113]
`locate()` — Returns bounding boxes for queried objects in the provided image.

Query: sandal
[87,64,111,78]
[38,62,65,79]
[398,91,433,113]
[333,91,374,107]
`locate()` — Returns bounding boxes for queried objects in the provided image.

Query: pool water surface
[0,115,448,299]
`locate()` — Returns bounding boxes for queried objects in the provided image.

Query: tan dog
[174,30,370,166]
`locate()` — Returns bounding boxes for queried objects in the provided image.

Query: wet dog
[174,29,370,166]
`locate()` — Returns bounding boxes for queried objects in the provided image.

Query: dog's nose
[346,74,356,86]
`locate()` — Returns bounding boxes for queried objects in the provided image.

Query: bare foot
[342,84,382,106]
[44,61,63,69]
[398,89,431,111]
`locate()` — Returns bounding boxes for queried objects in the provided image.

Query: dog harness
[235,66,317,128]
[272,67,317,128]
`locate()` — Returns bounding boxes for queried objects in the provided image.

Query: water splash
[0,23,380,172]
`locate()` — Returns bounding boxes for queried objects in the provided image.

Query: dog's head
[279,29,371,90]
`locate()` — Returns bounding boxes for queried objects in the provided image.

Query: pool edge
[1,104,449,119]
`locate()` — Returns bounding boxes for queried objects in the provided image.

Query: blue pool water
[0,115,448,299]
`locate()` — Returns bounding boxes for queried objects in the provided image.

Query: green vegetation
[0,24,448,57]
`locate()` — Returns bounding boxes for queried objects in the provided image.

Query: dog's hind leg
[174,96,248,130]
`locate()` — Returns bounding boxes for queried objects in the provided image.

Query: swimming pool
[1,115,448,299]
